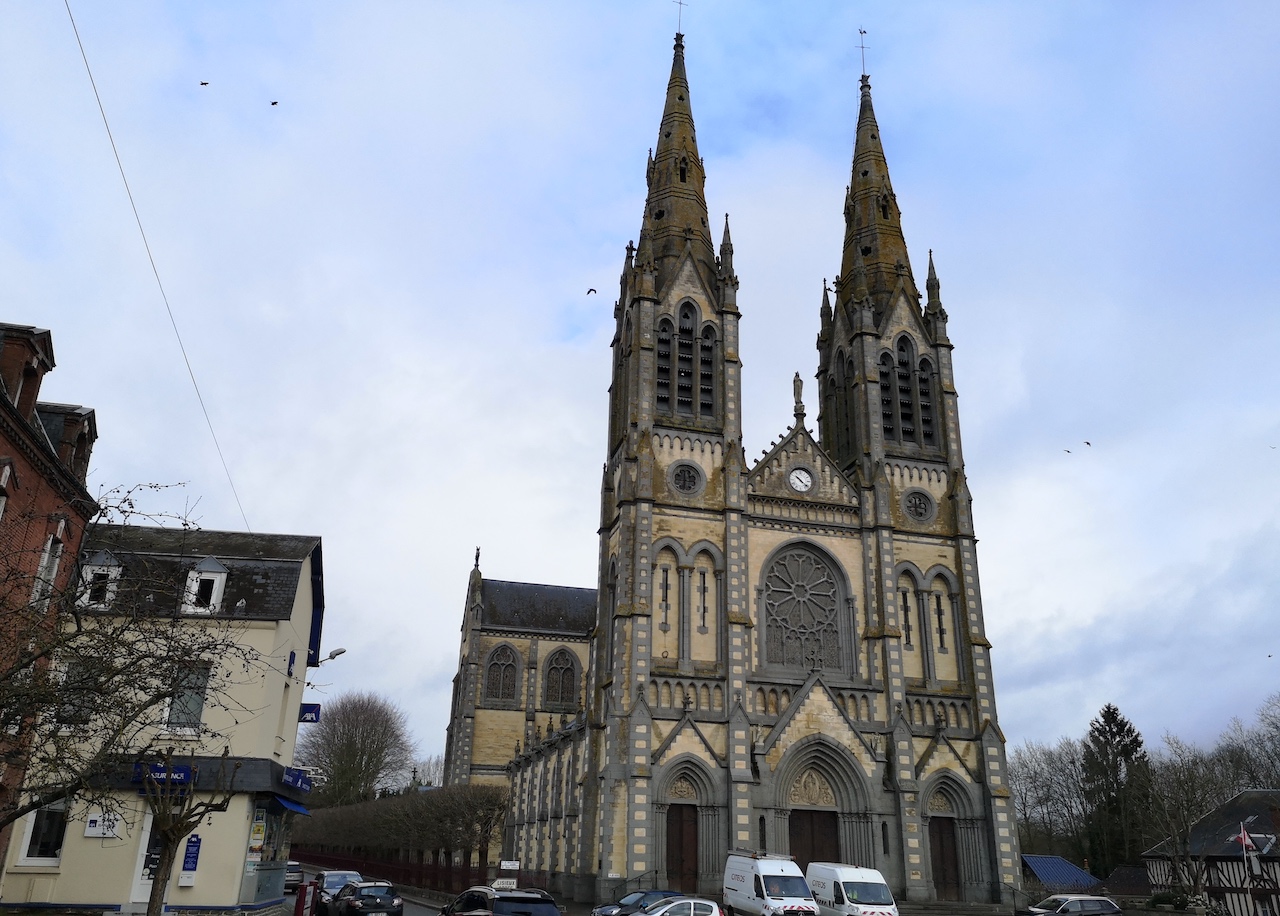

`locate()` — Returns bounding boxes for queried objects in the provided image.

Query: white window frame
[162,662,212,736]
[31,520,67,612]
[181,557,227,615]
[17,799,68,866]
[78,555,122,609]
[0,463,11,524]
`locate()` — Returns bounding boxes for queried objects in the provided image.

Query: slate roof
[1102,865,1151,897]
[1143,789,1280,859]
[82,525,321,622]
[479,579,595,636]
[1022,855,1103,892]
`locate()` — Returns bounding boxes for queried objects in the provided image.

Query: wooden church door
[788,810,839,873]
[928,817,961,901]
[667,804,699,894]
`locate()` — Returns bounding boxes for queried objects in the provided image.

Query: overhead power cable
[63,0,252,532]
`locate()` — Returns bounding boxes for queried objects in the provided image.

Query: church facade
[443,34,1020,908]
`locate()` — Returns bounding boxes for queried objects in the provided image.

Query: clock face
[788,468,813,492]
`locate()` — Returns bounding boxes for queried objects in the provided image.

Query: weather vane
[674,0,687,32]
[857,27,869,76]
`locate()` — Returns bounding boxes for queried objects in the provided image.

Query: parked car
[442,885,561,916]
[285,861,304,893]
[314,871,364,916]
[331,881,404,916]
[641,899,722,916]
[1027,896,1122,916]
[593,890,683,916]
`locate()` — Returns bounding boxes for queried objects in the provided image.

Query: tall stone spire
[838,74,914,314]
[642,33,714,293]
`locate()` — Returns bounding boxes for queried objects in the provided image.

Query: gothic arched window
[895,337,915,441]
[699,327,716,416]
[918,358,936,447]
[485,645,519,703]
[879,353,895,440]
[762,547,843,670]
[656,318,673,413]
[676,304,697,414]
[543,649,578,710]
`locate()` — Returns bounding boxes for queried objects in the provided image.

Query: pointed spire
[925,249,941,311]
[719,213,734,274]
[639,33,714,294]
[838,74,914,313]
[819,281,833,337]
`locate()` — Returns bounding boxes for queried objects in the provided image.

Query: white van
[723,851,818,916]
[804,863,898,916]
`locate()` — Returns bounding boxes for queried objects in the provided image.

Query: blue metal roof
[1022,855,1102,892]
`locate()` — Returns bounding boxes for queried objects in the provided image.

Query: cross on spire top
[857,27,869,76]
[673,0,688,32]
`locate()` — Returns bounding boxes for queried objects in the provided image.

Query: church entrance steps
[896,902,1012,916]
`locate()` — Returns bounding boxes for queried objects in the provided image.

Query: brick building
[0,322,97,868]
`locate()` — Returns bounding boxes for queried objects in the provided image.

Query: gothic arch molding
[652,536,691,566]
[892,561,926,589]
[920,770,978,820]
[922,564,959,593]
[657,753,717,805]
[757,539,854,673]
[771,734,869,812]
[686,539,725,570]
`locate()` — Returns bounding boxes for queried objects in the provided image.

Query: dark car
[592,890,683,916]
[1027,896,1122,916]
[285,861,304,893]
[332,881,404,916]
[443,886,561,916]
[314,871,363,916]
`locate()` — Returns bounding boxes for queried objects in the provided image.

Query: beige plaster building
[445,34,1020,910]
[0,526,326,916]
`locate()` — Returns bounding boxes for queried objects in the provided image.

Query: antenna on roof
[857,27,869,76]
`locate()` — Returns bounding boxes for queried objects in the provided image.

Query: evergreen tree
[1081,703,1150,877]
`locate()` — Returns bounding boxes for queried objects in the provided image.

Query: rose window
[763,549,841,669]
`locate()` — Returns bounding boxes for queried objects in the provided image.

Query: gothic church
[443,34,1020,908]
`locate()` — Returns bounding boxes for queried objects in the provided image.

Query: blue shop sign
[132,762,194,784]
[182,834,202,872]
[299,703,321,723]
[282,767,313,793]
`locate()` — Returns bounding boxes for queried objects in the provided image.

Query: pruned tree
[140,747,242,916]
[295,691,415,805]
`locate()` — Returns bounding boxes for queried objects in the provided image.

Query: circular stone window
[670,462,703,496]
[902,489,936,523]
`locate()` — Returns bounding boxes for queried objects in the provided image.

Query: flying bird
[587,288,597,295]
[271,101,278,106]
[1084,441,1091,447]
[1064,449,1071,454]
[200,81,209,86]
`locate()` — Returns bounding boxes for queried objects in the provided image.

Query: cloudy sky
[3,1,1279,761]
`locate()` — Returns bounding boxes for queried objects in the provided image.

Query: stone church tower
[459,34,1021,909]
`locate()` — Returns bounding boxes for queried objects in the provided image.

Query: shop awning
[272,794,310,816]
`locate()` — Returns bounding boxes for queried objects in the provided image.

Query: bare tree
[140,747,241,916]
[295,691,415,805]
[414,753,445,788]
[1146,734,1235,894]
[0,487,263,834]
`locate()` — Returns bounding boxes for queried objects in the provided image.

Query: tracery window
[762,548,842,669]
[485,646,518,702]
[543,649,578,710]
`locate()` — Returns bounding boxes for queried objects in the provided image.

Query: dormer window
[78,550,121,608]
[182,557,228,615]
